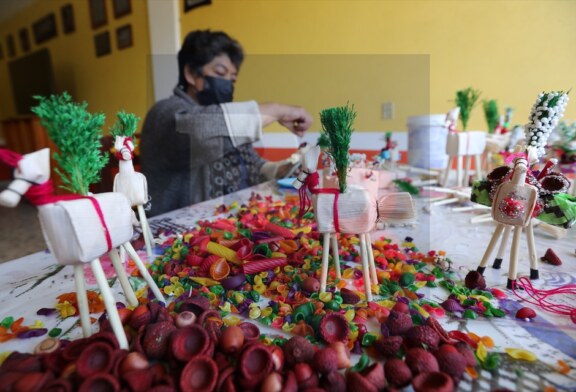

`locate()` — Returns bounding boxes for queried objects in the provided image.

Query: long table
[0,181,575,391]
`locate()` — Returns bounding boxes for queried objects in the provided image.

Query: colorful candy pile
[0,193,569,391]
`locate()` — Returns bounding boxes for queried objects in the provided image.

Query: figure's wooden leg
[475,154,483,180]
[91,258,129,349]
[320,232,331,293]
[493,225,512,269]
[74,264,92,338]
[507,225,523,289]
[463,155,471,186]
[331,234,341,280]
[123,242,165,303]
[456,155,463,187]
[441,156,453,187]
[359,233,373,302]
[108,248,138,307]
[365,234,378,285]
[477,223,505,275]
[137,204,154,261]
[525,220,539,280]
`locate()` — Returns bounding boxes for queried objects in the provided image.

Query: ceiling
[0,0,37,24]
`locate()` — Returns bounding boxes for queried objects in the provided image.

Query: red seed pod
[515,307,537,320]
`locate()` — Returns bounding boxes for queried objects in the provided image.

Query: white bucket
[407,114,448,169]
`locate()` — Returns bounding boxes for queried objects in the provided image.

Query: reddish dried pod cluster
[370,311,479,391]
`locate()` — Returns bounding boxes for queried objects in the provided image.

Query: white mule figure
[0,148,165,349]
[294,146,416,302]
[113,135,155,260]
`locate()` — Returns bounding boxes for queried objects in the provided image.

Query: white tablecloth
[0,181,575,391]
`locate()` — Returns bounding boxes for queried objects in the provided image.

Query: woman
[141,30,313,216]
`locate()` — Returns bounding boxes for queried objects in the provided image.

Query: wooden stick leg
[123,242,165,303]
[493,225,512,269]
[432,197,460,206]
[74,264,92,338]
[90,258,128,349]
[359,233,372,302]
[331,234,341,280]
[108,248,139,307]
[365,234,378,285]
[457,155,463,187]
[481,152,487,174]
[507,226,523,289]
[441,156,453,187]
[320,233,331,293]
[478,224,506,273]
[463,155,470,186]
[525,220,539,280]
[137,204,154,261]
[475,154,483,180]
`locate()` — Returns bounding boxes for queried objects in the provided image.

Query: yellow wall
[1,0,574,137]
[0,0,152,132]
[180,0,576,131]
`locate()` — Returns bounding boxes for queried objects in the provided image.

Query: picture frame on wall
[32,14,58,45]
[116,24,133,50]
[19,28,30,53]
[113,0,132,19]
[184,0,211,13]
[89,0,108,29]
[61,4,75,34]
[6,35,15,58]
[0,43,4,60]
[94,31,111,57]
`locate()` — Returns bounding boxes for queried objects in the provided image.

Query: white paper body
[313,187,377,234]
[446,131,487,156]
[38,192,133,265]
[114,172,148,206]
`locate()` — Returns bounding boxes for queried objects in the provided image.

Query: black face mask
[196,76,234,105]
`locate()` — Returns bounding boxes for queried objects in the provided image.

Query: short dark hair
[177,30,244,89]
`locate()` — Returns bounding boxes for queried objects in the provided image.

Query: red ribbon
[0,148,23,167]
[299,171,341,232]
[24,181,113,253]
[114,137,134,161]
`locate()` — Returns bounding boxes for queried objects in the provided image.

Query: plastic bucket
[407,114,448,169]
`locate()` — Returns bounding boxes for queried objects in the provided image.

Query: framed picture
[113,0,131,19]
[116,24,132,50]
[89,0,108,29]
[94,31,111,57]
[0,43,4,60]
[61,4,75,34]
[184,0,211,13]
[19,28,30,53]
[32,14,58,45]
[6,35,15,58]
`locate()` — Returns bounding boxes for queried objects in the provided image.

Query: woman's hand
[278,107,313,137]
[259,103,313,136]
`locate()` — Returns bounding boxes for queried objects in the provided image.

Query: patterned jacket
[140,87,265,216]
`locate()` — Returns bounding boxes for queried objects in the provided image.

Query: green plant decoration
[455,87,481,130]
[319,104,356,193]
[316,133,331,149]
[32,92,108,196]
[110,111,140,140]
[393,179,420,195]
[483,99,499,134]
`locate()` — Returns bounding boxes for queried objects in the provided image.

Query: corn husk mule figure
[111,112,155,260]
[294,104,416,301]
[475,91,574,289]
[0,93,164,349]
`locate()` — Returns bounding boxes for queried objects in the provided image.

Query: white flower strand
[525,91,570,159]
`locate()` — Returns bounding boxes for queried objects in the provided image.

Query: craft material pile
[1,192,568,392]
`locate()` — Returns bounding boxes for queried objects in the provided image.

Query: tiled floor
[0,181,46,263]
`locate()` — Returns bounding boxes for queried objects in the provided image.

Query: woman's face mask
[196,75,234,105]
